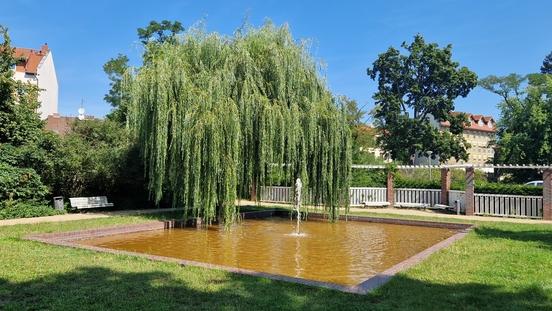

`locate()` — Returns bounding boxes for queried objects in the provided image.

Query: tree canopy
[367,35,477,163]
[338,96,379,164]
[0,26,43,146]
[480,73,552,180]
[137,20,184,45]
[126,23,351,225]
[541,51,552,74]
[103,54,130,123]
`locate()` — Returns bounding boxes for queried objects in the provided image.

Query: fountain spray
[294,178,302,235]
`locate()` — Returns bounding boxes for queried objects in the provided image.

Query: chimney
[40,43,49,54]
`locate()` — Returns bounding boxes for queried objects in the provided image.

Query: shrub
[351,169,386,187]
[395,177,440,189]
[0,201,64,220]
[475,182,542,196]
[0,163,48,201]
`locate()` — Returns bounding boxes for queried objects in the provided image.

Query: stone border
[25,211,472,295]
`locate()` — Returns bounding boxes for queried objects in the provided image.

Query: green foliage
[0,201,63,220]
[475,182,542,196]
[481,73,552,181]
[51,120,147,207]
[367,34,477,163]
[351,169,386,187]
[542,51,552,74]
[103,54,130,124]
[137,20,184,45]
[128,22,351,224]
[0,26,43,146]
[0,163,48,202]
[338,96,382,164]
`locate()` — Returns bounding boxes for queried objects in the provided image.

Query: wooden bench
[362,201,390,208]
[394,202,429,209]
[69,196,114,210]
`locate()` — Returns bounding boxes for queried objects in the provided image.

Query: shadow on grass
[474,226,552,249]
[372,274,551,311]
[0,266,550,311]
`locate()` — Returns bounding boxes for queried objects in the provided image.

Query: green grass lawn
[1,211,551,310]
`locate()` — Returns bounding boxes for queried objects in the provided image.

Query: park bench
[69,196,114,210]
[362,201,390,208]
[394,202,429,209]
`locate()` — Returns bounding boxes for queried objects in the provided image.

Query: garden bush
[0,163,48,201]
[0,201,63,220]
[350,169,386,187]
[475,182,542,196]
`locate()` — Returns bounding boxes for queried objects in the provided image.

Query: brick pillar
[440,168,451,205]
[543,169,552,220]
[387,171,395,207]
[465,166,475,216]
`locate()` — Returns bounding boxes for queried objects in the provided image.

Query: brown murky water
[80,217,455,286]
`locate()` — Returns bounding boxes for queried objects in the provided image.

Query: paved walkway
[2,202,551,227]
[238,200,552,225]
[0,208,183,227]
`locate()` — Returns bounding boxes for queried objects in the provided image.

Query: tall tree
[481,73,552,181]
[103,54,129,123]
[338,96,378,164]
[104,20,184,123]
[367,35,477,163]
[542,51,552,74]
[0,26,42,146]
[137,20,184,45]
[127,23,351,225]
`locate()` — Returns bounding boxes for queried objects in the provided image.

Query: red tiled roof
[440,112,496,133]
[13,44,49,74]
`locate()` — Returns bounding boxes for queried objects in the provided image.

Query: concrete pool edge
[25,211,473,295]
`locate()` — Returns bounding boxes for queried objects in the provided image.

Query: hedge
[350,170,543,196]
[0,201,64,220]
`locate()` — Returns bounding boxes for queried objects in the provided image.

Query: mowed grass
[1,212,551,310]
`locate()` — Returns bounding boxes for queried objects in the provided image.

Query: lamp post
[427,151,433,180]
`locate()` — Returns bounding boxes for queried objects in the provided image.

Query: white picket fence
[474,193,543,218]
[394,188,441,206]
[260,186,544,219]
[260,186,292,203]
[350,187,387,205]
[260,186,439,206]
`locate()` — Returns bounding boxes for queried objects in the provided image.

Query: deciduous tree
[541,51,552,74]
[103,54,129,123]
[481,73,552,181]
[127,23,351,224]
[367,35,477,163]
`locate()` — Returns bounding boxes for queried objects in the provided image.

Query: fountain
[290,178,306,237]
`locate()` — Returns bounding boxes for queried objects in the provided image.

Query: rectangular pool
[79,217,456,286]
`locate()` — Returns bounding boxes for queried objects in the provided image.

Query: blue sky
[2,0,551,121]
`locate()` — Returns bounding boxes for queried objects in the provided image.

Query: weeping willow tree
[127,22,351,225]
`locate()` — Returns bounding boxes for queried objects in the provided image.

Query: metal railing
[394,188,441,206]
[349,187,387,206]
[474,193,542,218]
[259,186,544,219]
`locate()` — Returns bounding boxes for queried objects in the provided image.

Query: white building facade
[13,44,58,119]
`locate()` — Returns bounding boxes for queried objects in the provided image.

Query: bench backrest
[69,196,110,207]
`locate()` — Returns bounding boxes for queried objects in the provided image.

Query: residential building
[416,112,496,167]
[439,113,496,165]
[12,44,58,119]
[45,107,95,136]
